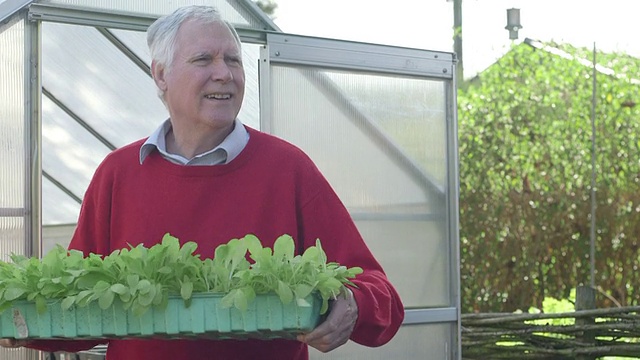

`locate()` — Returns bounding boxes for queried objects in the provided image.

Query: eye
[225,55,242,66]
[191,55,211,65]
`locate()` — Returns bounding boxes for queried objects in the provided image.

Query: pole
[589,42,597,288]
[453,0,463,82]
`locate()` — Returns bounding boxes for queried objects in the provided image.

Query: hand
[0,338,30,348]
[297,288,358,353]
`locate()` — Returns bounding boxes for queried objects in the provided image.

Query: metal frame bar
[42,87,117,151]
[447,62,462,360]
[28,3,155,31]
[0,208,26,217]
[42,171,82,205]
[259,44,272,134]
[0,0,33,24]
[25,2,40,261]
[28,3,270,45]
[23,8,44,360]
[404,307,458,324]
[96,27,150,76]
[266,32,454,79]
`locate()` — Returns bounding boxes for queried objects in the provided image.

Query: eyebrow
[189,52,210,59]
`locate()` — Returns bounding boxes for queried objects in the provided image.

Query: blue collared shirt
[139,119,249,166]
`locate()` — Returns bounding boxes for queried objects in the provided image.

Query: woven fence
[461,306,640,359]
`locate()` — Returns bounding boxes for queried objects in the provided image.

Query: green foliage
[527,289,576,327]
[458,41,640,313]
[253,0,277,16]
[0,234,362,316]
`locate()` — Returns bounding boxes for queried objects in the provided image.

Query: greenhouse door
[260,33,461,360]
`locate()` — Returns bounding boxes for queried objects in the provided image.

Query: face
[152,19,245,134]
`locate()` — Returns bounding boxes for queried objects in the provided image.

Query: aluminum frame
[262,32,461,360]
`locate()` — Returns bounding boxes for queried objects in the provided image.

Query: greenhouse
[0,0,461,359]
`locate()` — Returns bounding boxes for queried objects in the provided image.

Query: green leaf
[110,283,128,295]
[273,234,295,260]
[61,296,76,311]
[138,287,156,307]
[35,296,47,314]
[93,280,111,293]
[98,290,115,310]
[181,281,193,300]
[4,287,26,301]
[276,280,293,304]
[127,275,140,290]
[293,284,314,299]
[244,234,262,257]
[137,279,152,294]
[119,292,131,303]
[75,290,94,307]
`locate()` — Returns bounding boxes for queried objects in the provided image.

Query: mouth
[205,93,232,100]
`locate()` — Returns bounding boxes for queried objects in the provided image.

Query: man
[1,5,403,359]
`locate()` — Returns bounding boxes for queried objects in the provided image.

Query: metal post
[589,43,597,288]
[453,0,463,82]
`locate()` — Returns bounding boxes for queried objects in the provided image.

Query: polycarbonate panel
[42,170,82,226]
[0,14,25,210]
[0,348,31,360]
[42,224,76,255]
[271,66,446,209]
[109,28,151,64]
[0,217,26,261]
[325,71,447,185]
[0,219,31,360]
[41,0,266,29]
[42,95,112,201]
[358,220,448,307]
[237,43,260,129]
[270,65,449,307]
[42,21,168,148]
[310,322,455,360]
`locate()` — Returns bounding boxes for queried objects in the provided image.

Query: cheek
[234,76,246,96]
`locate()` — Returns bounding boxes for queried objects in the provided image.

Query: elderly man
[1,5,403,359]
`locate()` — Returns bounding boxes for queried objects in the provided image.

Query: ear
[151,60,168,92]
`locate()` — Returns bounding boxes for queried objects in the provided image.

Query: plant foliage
[458,40,640,313]
[0,234,362,316]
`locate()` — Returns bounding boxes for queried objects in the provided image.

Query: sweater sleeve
[66,156,115,256]
[299,175,404,347]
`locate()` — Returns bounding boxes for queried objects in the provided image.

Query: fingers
[298,288,358,353]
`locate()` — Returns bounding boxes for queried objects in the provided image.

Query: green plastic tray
[0,293,321,340]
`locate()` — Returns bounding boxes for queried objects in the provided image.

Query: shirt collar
[139,118,249,166]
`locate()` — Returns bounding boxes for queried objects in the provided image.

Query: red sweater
[30,127,404,359]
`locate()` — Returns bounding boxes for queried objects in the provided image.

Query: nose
[211,61,233,83]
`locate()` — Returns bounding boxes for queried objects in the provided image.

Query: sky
[271,0,640,79]
[1,0,637,78]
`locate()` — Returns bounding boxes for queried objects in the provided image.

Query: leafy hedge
[458,40,640,313]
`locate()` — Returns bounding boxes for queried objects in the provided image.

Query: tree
[254,0,277,17]
[458,41,640,313]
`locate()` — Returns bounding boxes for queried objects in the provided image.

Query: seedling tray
[0,293,321,340]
